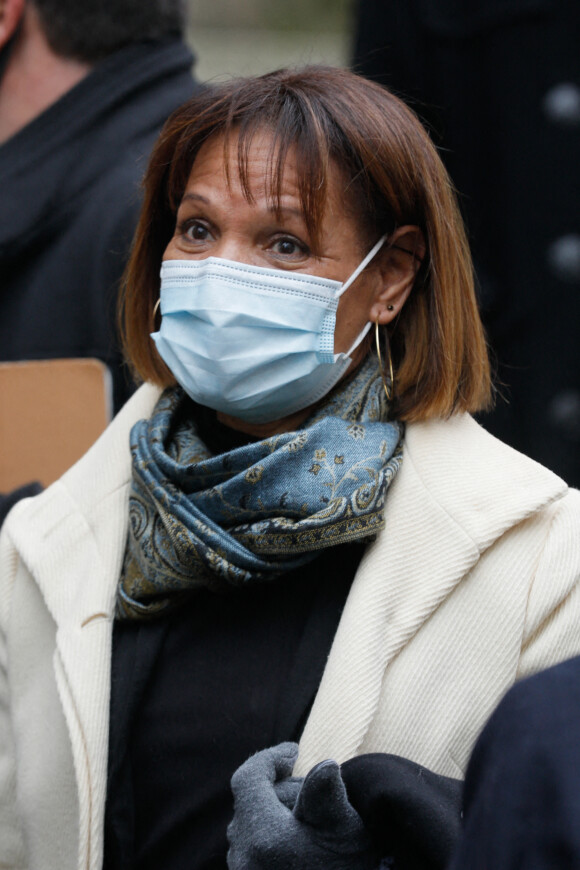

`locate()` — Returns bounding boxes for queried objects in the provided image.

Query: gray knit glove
[227,742,377,870]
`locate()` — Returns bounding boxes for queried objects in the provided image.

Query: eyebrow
[179,192,304,220]
[181,193,209,205]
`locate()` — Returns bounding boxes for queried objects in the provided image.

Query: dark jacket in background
[353,0,580,486]
[0,39,199,413]
[449,655,580,870]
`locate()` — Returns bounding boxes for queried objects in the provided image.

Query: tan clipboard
[0,358,113,491]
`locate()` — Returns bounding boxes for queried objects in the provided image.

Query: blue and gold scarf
[116,356,403,620]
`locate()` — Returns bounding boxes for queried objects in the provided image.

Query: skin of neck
[216,406,315,438]
[0,3,92,144]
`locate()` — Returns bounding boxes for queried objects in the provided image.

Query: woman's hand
[227,742,378,870]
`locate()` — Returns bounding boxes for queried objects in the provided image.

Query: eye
[178,219,213,243]
[270,235,310,259]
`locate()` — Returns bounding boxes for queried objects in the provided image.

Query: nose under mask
[151,234,386,423]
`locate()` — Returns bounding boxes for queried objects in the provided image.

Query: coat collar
[9,383,162,628]
[295,413,566,773]
[15,405,562,641]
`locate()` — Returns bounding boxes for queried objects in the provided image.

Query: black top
[104,543,364,869]
[104,408,365,868]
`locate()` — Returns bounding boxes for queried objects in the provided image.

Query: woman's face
[163,129,383,362]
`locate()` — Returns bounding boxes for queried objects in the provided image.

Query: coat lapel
[296,414,565,774]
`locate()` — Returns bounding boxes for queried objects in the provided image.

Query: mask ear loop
[153,298,161,324]
[375,320,394,402]
[338,233,388,298]
[339,233,389,358]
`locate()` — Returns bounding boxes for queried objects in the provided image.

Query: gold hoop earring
[153,298,161,320]
[375,319,394,402]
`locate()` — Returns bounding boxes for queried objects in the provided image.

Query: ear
[0,0,26,48]
[368,226,425,325]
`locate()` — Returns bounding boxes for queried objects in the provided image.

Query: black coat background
[0,39,199,413]
[353,0,580,486]
[448,655,580,869]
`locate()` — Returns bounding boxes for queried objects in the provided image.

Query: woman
[1,66,579,870]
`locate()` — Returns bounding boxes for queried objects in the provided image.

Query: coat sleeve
[517,488,580,678]
[0,526,27,868]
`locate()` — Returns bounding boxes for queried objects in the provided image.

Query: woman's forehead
[181,128,351,227]
[187,129,300,194]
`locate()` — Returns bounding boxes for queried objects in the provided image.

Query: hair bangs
[211,86,333,248]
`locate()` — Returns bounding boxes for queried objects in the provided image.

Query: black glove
[227,742,379,870]
[341,754,462,870]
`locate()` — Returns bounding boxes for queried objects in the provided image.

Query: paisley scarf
[116,355,403,620]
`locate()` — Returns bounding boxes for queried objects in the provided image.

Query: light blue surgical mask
[151,235,386,423]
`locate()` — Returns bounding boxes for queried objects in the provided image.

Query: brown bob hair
[121,65,491,421]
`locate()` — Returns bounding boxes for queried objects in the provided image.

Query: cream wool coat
[1,384,580,870]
